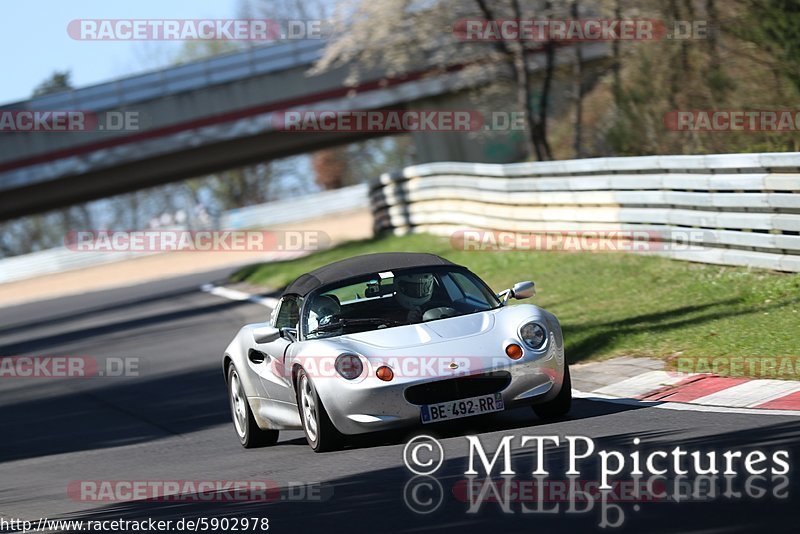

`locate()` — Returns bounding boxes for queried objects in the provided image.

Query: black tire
[296,368,344,452]
[533,364,572,419]
[228,364,280,448]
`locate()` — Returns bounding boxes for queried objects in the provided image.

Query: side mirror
[253,325,280,344]
[280,327,298,342]
[511,281,536,300]
[498,281,536,304]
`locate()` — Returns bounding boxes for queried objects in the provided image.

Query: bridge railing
[1,40,326,112]
[370,153,800,272]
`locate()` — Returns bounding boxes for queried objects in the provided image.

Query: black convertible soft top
[283,252,455,297]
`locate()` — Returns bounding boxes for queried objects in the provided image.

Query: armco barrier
[0,245,156,284]
[221,183,368,229]
[370,153,800,272]
[0,183,369,284]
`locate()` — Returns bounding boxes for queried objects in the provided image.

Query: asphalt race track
[1,268,798,533]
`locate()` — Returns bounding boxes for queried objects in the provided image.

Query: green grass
[232,234,800,369]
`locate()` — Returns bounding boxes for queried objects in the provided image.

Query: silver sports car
[223,252,569,452]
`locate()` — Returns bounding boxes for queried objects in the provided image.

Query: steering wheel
[422,306,458,321]
[406,300,456,323]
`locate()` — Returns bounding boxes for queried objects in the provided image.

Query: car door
[253,296,300,402]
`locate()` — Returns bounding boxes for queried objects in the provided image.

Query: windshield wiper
[310,317,404,334]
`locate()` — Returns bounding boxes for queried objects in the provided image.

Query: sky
[1,0,240,105]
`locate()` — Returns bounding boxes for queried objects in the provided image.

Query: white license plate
[420,393,504,424]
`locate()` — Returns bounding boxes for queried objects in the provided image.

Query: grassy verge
[232,234,800,373]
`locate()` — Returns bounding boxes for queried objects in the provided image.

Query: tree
[474,0,559,160]
[312,148,348,190]
[600,0,799,156]
[32,70,72,97]
[311,136,415,190]
[732,0,800,94]
[241,0,331,20]
[312,0,572,161]
[571,0,586,157]
[0,72,92,257]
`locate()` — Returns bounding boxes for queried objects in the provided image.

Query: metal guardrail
[0,183,369,284]
[5,150,799,284]
[0,246,160,284]
[370,153,800,272]
[221,183,368,229]
[1,40,326,112]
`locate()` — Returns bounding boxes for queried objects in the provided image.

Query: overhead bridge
[0,40,608,220]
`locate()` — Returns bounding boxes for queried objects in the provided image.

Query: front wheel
[296,368,344,452]
[228,364,279,448]
[533,364,572,419]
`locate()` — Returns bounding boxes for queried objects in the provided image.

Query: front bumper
[319,334,566,435]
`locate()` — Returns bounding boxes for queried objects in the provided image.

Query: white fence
[0,183,369,284]
[370,153,800,272]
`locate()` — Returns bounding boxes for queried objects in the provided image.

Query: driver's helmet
[395,273,435,309]
[307,294,341,334]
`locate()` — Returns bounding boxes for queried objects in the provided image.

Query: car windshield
[302,266,500,339]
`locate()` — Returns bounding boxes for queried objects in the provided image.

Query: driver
[307,294,342,336]
[394,273,435,323]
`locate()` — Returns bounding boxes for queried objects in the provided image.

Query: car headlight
[335,353,363,380]
[519,322,547,349]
